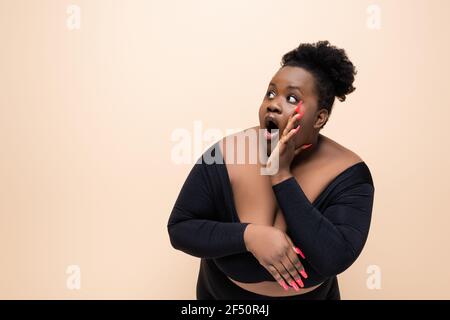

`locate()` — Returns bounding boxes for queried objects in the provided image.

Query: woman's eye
[287,95,298,103]
[265,91,298,103]
[266,91,275,99]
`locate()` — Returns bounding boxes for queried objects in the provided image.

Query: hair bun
[281,40,357,106]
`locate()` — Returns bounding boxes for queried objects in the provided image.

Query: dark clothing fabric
[168,140,374,298]
[196,258,341,300]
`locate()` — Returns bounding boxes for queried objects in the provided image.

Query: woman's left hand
[266,101,312,176]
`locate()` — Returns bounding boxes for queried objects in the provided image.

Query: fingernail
[289,281,300,291]
[296,101,303,113]
[296,278,304,288]
[279,280,289,291]
[303,144,313,149]
[300,269,308,279]
[294,247,306,259]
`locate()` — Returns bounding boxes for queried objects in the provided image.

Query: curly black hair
[280,41,357,119]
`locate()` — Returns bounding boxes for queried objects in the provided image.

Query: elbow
[167,211,184,251]
[167,223,182,251]
[167,224,207,259]
[314,249,357,278]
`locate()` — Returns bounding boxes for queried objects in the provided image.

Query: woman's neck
[291,133,323,167]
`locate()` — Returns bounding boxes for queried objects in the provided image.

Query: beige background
[1,0,449,299]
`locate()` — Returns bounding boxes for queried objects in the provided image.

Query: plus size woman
[168,40,375,300]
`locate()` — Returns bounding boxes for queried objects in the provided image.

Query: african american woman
[168,40,375,300]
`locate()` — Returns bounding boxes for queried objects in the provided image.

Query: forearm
[168,219,251,259]
[270,173,373,277]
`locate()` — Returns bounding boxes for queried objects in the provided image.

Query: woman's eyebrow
[269,82,304,95]
[286,85,304,95]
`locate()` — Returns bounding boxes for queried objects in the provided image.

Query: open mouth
[264,118,280,140]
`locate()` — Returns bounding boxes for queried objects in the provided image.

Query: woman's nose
[266,103,282,114]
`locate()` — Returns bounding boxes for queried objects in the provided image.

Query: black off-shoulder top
[168,140,375,286]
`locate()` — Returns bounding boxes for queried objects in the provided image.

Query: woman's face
[258,66,326,148]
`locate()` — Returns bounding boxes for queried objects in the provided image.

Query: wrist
[243,224,252,252]
[270,170,293,186]
[243,223,257,252]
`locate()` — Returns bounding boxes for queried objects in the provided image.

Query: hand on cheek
[292,100,312,150]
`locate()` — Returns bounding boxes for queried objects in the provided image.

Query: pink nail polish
[300,269,308,279]
[294,247,306,259]
[289,281,300,291]
[295,101,303,114]
[279,280,289,291]
[296,278,304,288]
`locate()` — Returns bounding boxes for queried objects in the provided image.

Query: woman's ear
[313,108,329,129]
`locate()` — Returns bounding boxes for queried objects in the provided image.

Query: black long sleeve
[168,158,250,259]
[272,176,374,277]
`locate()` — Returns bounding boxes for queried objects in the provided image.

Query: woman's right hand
[243,224,308,291]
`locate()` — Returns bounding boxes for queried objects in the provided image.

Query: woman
[167,40,375,300]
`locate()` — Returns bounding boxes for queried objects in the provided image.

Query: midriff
[228,277,323,296]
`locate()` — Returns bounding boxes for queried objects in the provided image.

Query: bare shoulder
[219,126,260,163]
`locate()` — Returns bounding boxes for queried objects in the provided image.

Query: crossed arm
[168,158,374,278]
